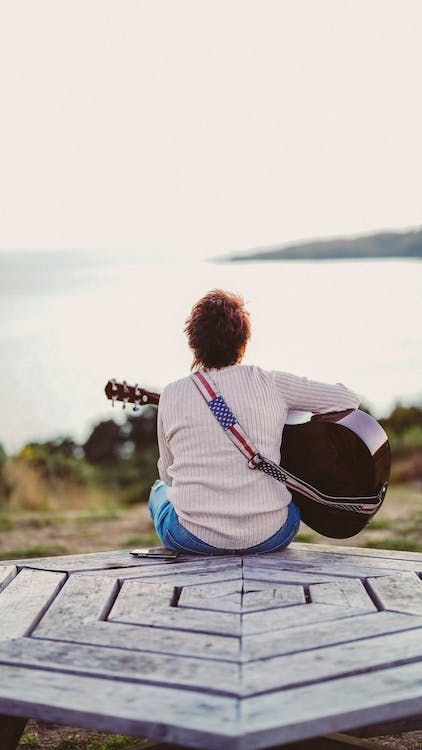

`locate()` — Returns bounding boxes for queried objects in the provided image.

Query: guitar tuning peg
[111,378,118,393]
[142,394,148,403]
[134,383,140,397]
[122,380,129,394]
[123,397,128,410]
[133,399,140,412]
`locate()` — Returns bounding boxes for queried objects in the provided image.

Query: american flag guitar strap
[190,370,383,514]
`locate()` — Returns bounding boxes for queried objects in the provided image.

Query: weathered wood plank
[239,661,422,749]
[242,603,364,636]
[94,734,404,750]
[290,541,422,562]
[244,569,344,585]
[178,582,242,612]
[241,627,422,696]
[107,568,243,587]
[0,712,27,750]
[0,566,18,593]
[144,570,242,588]
[0,569,66,639]
[248,549,422,572]
[246,560,419,580]
[179,580,242,597]
[0,665,239,750]
[5,551,241,574]
[0,548,207,567]
[0,636,241,696]
[366,572,422,615]
[79,559,242,577]
[1,541,420,568]
[0,549,157,570]
[243,555,419,581]
[241,586,305,612]
[109,580,242,635]
[309,580,377,612]
[241,611,422,661]
[34,574,119,635]
[178,583,305,613]
[33,620,240,660]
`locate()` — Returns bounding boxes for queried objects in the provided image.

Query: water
[0,251,421,453]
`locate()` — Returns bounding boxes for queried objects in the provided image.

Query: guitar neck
[104,379,160,409]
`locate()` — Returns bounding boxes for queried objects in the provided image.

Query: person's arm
[156,397,174,485]
[271,370,361,413]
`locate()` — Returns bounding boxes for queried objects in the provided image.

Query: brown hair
[184,289,251,370]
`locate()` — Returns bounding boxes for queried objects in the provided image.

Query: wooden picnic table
[0,541,421,750]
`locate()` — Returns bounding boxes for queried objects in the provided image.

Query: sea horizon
[0,254,421,454]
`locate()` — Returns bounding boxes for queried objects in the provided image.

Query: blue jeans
[148,479,301,555]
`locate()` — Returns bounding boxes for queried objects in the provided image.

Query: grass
[0,513,14,530]
[16,513,66,529]
[295,531,317,543]
[50,737,134,750]
[296,483,421,552]
[18,727,141,749]
[123,531,158,547]
[366,516,393,530]
[0,543,68,560]
[74,508,123,525]
[18,734,40,749]
[362,537,422,553]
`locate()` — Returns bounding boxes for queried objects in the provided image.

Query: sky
[0,0,421,260]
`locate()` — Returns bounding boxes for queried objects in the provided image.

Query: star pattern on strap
[208,396,237,430]
[259,463,287,482]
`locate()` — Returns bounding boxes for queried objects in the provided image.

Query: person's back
[148,289,361,555]
[157,364,360,548]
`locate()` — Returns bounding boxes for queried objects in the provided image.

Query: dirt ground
[1,483,421,560]
[18,720,150,748]
[17,719,422,749]
[0,503,154,559]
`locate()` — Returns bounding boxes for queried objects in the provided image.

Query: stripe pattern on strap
[190,369,382,514]
[192,370,256,460]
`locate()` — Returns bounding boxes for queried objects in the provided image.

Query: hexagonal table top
[0,542,422,749]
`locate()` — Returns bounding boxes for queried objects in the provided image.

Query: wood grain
[241,611,422,661]
[366,572,422,615]
[0,566,17,594]
[35,574,119,635]
[309,580,376,611]
[0,569,66,639]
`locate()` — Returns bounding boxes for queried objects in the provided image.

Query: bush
[0,442,11,505]
[18,441,98,486]
[380,405,422,436]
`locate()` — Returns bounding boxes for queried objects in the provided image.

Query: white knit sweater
[157,364,361,548]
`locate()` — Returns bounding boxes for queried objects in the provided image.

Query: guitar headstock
[104,379,160,410]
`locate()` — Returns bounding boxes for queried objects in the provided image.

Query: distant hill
[227,227,422,262]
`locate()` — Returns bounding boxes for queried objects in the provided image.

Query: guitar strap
[191,370,382,514]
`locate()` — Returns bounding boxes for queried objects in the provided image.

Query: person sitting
[148,289,361,554]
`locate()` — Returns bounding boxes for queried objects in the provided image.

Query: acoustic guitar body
[282,409,391,538]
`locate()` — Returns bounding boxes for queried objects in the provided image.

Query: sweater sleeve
[270,370,361,413]
[156,398,174,486]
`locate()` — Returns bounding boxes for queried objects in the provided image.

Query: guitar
[104,379,391,538]
[104,379,160,409]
